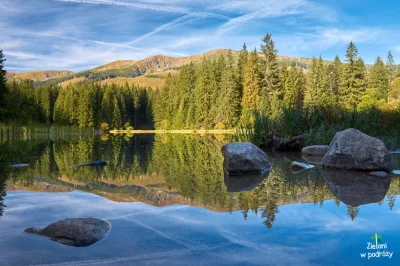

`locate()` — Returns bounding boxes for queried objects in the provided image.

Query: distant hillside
[7,70,74,82]
[13,49,323,88]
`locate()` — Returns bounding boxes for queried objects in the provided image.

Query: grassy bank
[237,107,400,149]
[109,129,235,134]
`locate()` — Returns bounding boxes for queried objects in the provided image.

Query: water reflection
[0,134,399,230]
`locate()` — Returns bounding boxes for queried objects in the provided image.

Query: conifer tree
[386,51,396,85]
[0,49,7,119]
[260,33,281,115]
[369,56,389,101]
[241,49,261,120]
[305,57,326,107]
[194,59,217,128]
[214,50,241,128]
[340,42,366,109]
[325,56,342,106]
[111,97,122,129]
[237,43,249,98]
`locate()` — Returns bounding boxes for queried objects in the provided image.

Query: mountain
[8,49,320,88]
[6,70,74,82]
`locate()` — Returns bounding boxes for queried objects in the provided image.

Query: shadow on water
[0,133,400,229]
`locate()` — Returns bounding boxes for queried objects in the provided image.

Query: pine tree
[305,57,326,107]
[237,43,249,98]
[111,97,122,129]
[386,51,396,85]
[194,59,217,128]
[369,56,389,101]
[325,56,342,105]
[214,50,241,128]
[340,42,366,109]
[284,62,305,109]
[0,49,7,119]
[260,33,281,115]
[241,49,261,121]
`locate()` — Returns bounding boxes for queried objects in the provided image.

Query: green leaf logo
[370,234,383,242]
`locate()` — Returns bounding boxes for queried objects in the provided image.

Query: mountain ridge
[6,49,325,88]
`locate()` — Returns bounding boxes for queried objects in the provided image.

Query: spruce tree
[237,43,248,98]
[305,57,326,107]
[214,50,241,128]
[369,56,389,101]
[340,42,366,109]
[0,49,7,119]
[241,49,261,121]
[260,33,281,115]
[194,59,217,128]
[325,56,342,105]
[386,51,396,85]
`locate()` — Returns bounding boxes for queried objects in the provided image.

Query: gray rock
[323,169,392,206]
[322,128,392,171]
[273,134,305,151]
[221,142,271,175]
[302,145,329,156]
[24,218,110,247]
[290,161,314,173]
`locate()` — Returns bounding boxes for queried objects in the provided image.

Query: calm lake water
[0,134,399,266]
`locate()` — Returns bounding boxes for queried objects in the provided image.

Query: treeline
[2,79,154,129]
[153,34,400,129]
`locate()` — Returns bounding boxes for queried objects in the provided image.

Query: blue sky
[1,0,400,72]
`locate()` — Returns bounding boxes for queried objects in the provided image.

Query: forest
[1,33,400,139]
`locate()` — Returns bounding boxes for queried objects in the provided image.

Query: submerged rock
[221,142,271,175]
[290,161,314,173]
[302,145,329,156]
[322,128,392,171]
[273,134,305,151]
[302,154,324,165]
[323,169,392,206]
[224,171,269,192]
[73,160,109,168]
[24,218,110,247]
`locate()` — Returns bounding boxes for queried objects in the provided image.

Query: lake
[0,134,399,266]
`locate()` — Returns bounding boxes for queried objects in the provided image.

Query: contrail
[56,0,188,14]
[127,15,193,45]
[56,0,230,19]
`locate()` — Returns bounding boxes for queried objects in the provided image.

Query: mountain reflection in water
[1,134,400,230]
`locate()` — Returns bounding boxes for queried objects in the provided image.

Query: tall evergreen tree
[340,42,366,109]
[325,56,342,105]
[260,33,281,115]
[194,59,217,128]
[386,51,396,85]
[0,49,7,119]
[369,56,389,101]
[241,49,261,120]
[237,43,249,99]
[214,51,241,128]
[305,57,326,107]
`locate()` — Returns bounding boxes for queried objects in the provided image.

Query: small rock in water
[290,161,314,173]
[369,171,388,177]
[390,149,400,154]
[302,145,329,156]
[10,163,29,168]
[24,218,110,247]
[393,170,400,175]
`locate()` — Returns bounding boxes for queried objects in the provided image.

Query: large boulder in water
[221,142,271,175]
[322,128,392,171]
[24,218,110,247]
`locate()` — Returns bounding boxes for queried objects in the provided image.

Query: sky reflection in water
[0,135,399,265]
